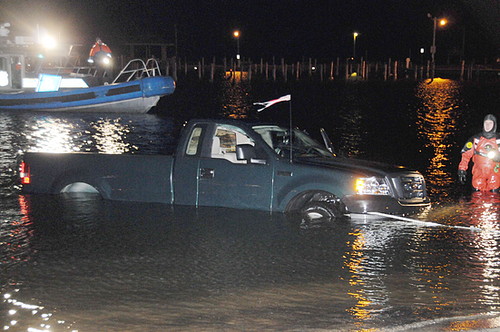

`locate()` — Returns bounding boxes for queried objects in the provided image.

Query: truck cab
[172,119,430,218]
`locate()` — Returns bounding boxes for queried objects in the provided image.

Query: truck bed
[21,152,175,203]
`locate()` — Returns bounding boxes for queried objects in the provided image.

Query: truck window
[186,127,203,155]
[211,125,254,163]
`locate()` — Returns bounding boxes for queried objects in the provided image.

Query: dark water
[1,78,500,331]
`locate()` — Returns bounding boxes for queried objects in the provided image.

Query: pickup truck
[19,118,430,220]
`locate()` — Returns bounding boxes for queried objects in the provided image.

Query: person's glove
[458,170,467,184]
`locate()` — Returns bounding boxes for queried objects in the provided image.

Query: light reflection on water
[220,80,253,119]
[24,117,80,153]
[91,118,135,154]
[22,116,137,154]
[2,193,500,330]
[0,80,500,330]
[416,78,462,199]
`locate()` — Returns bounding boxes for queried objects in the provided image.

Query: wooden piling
[210,60,215,82]
[345,58,349,80]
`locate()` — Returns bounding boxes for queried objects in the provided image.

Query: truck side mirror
[236,144,266,164]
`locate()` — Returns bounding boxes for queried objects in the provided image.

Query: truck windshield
[252,125,333,159]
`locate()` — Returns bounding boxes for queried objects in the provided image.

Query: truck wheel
[300,201,341,223]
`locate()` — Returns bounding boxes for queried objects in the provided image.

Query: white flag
[253,94,291,112]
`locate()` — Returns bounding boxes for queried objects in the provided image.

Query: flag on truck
[253,94,291,112]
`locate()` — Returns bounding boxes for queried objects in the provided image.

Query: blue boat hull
[0,76,175,113]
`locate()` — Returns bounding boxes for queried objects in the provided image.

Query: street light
[353,32,359,59]
[233,30,240,68]
[427,13,447,78]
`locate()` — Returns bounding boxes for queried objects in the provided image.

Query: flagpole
[289,97,293,163]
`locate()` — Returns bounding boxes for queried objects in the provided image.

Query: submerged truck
[19,118,430,220]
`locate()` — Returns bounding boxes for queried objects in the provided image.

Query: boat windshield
[252,125,334,159]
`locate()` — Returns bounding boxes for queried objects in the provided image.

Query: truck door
[197,125,274,211]
[172,124,206,206]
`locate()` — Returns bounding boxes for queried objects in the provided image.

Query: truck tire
[300,201,342,223]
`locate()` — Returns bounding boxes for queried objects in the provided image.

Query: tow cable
[366,211,483,232]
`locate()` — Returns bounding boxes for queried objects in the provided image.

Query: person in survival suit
[458,114,500,192]
[88,37,113,81]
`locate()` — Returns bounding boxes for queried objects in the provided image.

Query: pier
[157,57,499,82]
[117,43,499,83]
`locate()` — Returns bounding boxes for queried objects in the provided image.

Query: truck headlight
[355,177,390,195]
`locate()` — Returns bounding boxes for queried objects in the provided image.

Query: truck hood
[295,156,414,176]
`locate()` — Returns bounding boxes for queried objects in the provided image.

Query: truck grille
[398,175,426,199]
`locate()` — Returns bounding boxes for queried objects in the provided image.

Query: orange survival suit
[89,38,112,60]
[458,114,500,192]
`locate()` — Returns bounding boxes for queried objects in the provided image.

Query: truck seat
[211,136,240,163]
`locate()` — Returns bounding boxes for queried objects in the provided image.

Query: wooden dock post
[281,58,286,81]
[345,58,349,80]
[173,58,177,81]
[249,61,252,81]
[210,57,215,82]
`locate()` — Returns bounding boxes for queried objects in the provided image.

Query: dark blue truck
[19,118,430,220]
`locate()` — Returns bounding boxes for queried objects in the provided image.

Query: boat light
[41,35,56,49]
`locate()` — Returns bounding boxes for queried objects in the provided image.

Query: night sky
[1,0,498,63]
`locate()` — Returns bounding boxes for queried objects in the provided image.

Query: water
[1,78,500,331]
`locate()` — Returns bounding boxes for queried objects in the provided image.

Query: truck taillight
[19,161,31,184]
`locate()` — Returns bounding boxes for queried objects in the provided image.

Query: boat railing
[69,66,96,77]
[112,58,162,84]
[32,65,96,78]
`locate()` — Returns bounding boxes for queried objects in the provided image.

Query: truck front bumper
[342,195,431,216]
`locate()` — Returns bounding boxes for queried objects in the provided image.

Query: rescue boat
[0,55,175,113]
